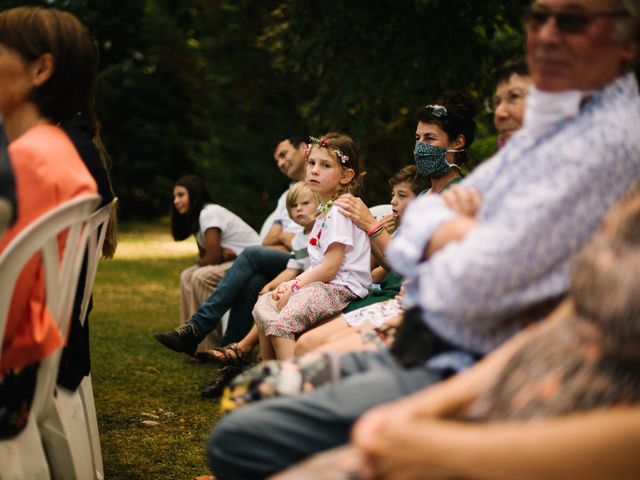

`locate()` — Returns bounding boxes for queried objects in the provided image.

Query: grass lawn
[90,221,221,479]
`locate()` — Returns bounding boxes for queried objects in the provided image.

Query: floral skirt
[253,282,357,339]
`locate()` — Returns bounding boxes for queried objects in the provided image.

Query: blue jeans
[207,349,446,479]
[189,246,290,344]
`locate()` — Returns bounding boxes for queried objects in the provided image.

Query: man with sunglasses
[207,2,640,478]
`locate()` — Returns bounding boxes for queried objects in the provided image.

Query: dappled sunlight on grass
[90,222,222,479]
[115,228,198,259]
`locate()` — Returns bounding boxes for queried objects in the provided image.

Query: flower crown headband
[308,136,350,165]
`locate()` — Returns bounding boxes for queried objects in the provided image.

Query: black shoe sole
[201,366,242,399]
[152,332,197,356]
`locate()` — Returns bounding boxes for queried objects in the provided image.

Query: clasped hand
[441,185,482,218]
[271,280,294,311]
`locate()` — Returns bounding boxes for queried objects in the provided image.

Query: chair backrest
[0,194,100,369]
[0,197,11,239]
[369,204,392,221]
[78,198,117,326]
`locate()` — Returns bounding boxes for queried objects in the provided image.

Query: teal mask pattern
[414,141,453,178]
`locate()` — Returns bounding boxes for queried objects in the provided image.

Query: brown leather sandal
[206,343,249,367]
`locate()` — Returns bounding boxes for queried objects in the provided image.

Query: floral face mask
[413,141,462,178]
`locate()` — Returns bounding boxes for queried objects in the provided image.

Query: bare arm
[262,222,284,247]
[274,243,346,310]
[297,242,345,285]
[334,194,393,269]
[371,265,388,284]
[356,407,640,480]
[277,231,295,250]
[260,267,301,295]
[197,227,223,265]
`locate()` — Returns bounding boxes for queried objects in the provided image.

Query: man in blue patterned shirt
[207,1,640,478]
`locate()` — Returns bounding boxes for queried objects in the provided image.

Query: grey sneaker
[152,324,201,355]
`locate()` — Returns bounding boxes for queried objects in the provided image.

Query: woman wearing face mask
[336,91,476,270]
[413,91,476,194]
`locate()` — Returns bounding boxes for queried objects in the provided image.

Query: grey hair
[614,0,640,45]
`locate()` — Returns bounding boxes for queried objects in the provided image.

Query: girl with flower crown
[252,132,372,360]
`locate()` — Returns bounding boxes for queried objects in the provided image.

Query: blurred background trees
[1,0,529,227]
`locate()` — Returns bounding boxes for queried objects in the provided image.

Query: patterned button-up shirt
[388,73,640,362]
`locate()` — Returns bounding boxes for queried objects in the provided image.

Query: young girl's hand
[260,283,275,295]
[271,280,291,301]
[273,280,296,310]
[276,288,293,311]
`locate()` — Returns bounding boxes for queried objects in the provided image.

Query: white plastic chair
[369,204,392,221]
[0,194,100,480]
[39,199,115,480]
[0,198,12,240]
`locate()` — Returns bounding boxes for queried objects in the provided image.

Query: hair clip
[425,104,448,118]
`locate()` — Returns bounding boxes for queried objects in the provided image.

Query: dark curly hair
[414,91,476,169]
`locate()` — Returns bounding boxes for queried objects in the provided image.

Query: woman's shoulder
[200,203,240,219]
[198,203,246,228]
[9,125,89,179]
[10,124,74,156]
[327,205,366,237]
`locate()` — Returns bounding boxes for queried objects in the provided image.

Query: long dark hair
[171,175,212,241]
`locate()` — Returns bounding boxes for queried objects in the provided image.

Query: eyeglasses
[484,88,528,114]
[425,104,448,118]
[523,5,629,34]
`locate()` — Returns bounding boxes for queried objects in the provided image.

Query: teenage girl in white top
[172,175,260,354]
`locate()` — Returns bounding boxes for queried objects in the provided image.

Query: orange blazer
[0,124,97,372]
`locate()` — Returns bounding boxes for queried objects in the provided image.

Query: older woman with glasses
[206,0,640,477]
[485,57,534,148]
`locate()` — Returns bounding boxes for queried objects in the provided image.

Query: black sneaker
[201,365,242,399]
[152,324,201,356]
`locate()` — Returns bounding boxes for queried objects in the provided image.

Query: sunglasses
[523,6,629,34]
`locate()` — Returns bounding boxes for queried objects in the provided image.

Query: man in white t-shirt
[154,135,309,356]
[261,137,308,249]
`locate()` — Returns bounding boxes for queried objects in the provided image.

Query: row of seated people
[161,0,640,478]
[154,59,529,396]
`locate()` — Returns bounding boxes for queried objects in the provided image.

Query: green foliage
[1,0,531,218]
[258,0,529,203]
